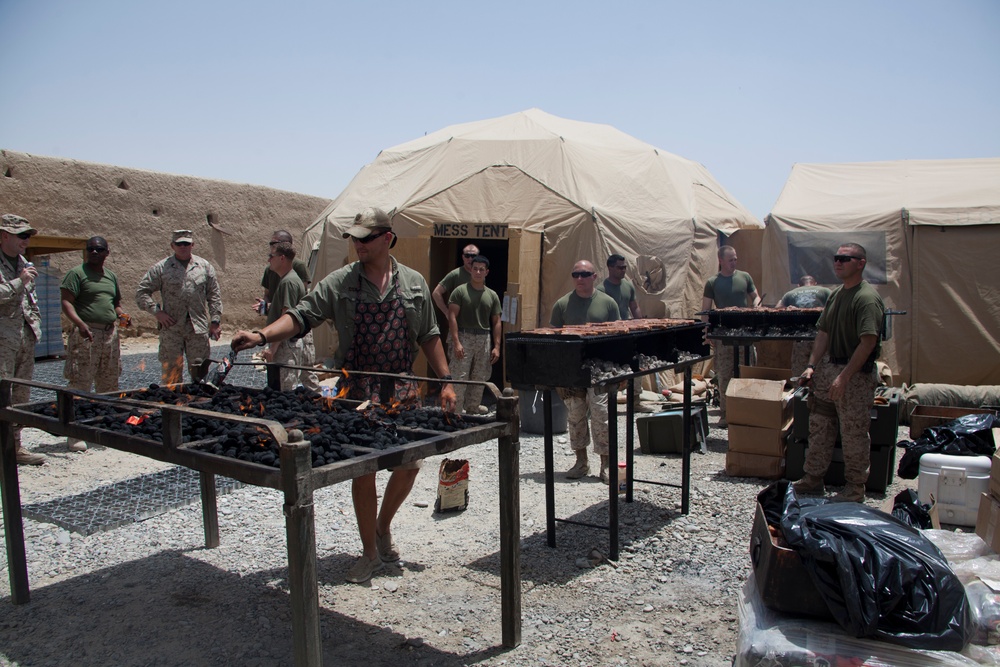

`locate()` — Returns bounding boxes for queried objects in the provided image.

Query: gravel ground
[0,338,921,667]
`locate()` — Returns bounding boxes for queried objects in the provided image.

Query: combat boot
[599,455,610,485]
[792,474,825,496]
[832,484,866,503]
[566,450,590,479]
[16,448,45,466]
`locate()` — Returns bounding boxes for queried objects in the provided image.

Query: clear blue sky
[2,0,997,219]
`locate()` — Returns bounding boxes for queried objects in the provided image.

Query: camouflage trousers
[65,324,121,393]
[0,323,36,448]
[158,321,211,385]
[789,340,814,378]
[714,342,757,419]
[449,330,491,413]
[804,358,877,486]
[557,386,610,456]
[299,332,320,392]
[272,338,304,391]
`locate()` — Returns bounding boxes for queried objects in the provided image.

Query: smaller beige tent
[303,109,762,368]
[762,158,1000,386]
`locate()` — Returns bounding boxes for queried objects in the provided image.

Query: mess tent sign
[433,223,508,239]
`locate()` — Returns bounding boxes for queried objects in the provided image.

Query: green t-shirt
[703,270,756,308]
[817,281,885,362]
[437,266,472,294]
[60,264,121,325]
[550,291,620,327]
[597,278,637,319]
[449,283,501,330]
[268,270,306,325]
[780,285,832,308]
[261,259,310,296]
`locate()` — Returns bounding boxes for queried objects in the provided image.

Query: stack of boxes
[974,430,1000,549]
[785,388,901,492]
[724,368,795,479]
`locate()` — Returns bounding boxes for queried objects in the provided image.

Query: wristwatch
[805,364,816,371]
[440,374,454,381]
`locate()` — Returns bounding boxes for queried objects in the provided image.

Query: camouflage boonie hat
[1,214,37,236]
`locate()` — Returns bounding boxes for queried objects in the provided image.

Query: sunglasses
[267,253,280,260]
[571,271,595,279]
[16,232,33,240]
[354,230,388,245]
[174,241,192,247]
[86,247,109,253]
[463,252,477,258]
[833,254,862,263]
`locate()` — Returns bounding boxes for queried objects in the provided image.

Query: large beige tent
[303,109,762,370]
[762,158,1000,386]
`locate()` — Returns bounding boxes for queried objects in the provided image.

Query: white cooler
[918,453,992,527]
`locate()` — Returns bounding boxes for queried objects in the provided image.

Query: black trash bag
[757,481,973,651]
[889,488,934,529]
[896,413,998,479]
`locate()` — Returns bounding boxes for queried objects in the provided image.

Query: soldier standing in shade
[136,230,223,384]
[61,236,130,451]
[0,214,45,465]
[793,243,885,503]
[447,255,501,415]
[432,243,480,320]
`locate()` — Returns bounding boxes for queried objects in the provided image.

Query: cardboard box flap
[727,378,789,401]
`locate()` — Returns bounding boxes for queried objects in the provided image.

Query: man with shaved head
[549,259,621,484]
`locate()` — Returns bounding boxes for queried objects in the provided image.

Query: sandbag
[758,481,973,651]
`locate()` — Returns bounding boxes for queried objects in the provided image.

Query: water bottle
[618,462,628,494]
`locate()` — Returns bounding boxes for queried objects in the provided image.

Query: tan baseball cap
[342,207,395,247]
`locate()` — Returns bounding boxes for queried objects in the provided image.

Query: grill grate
[22,467,243,536]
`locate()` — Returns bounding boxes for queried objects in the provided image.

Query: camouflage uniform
[136,253,222,384]
[61,263,123,393]
[805,359,878,486]
[556,387,611,456]
[0,227,41,452]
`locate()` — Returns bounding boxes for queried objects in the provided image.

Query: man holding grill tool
[231,207,456,584]
[61,235,131,451]
[0,214,45,465]
[136,230,223,385]
[549,259,621,484]
[793,243,885,503]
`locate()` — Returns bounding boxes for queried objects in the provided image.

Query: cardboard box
[725,451,785,479]
[977,492,1000,553]
[909,405,997,440]
[728,419,792,457]
[726,378,794,429]
[749,503,831,618]
[991,437,1000,500]
[739,366,793,383]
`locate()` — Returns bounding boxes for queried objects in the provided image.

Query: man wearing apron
[232,207,456,583]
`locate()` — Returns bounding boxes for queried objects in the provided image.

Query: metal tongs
[203,346,239,390]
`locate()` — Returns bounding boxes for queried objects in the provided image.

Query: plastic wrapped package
[897,413,998,479]
[759,482,973,651]
[736,576,985,667]
[925,530,996,564]
[951,558,1000,586]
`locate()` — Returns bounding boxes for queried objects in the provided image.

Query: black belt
[828,357,875,373]
[84,322,116,331]
[458,328,489,335]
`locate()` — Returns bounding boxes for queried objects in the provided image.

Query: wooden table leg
[497,390,522,648]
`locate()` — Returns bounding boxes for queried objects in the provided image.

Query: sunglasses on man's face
[833,254,862,263]
[463,253,477,258]
[16,232,33,240]
[174,241,192,247]
[354,230,388,245]
[86,247,108,253]
[571,271,595,279]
